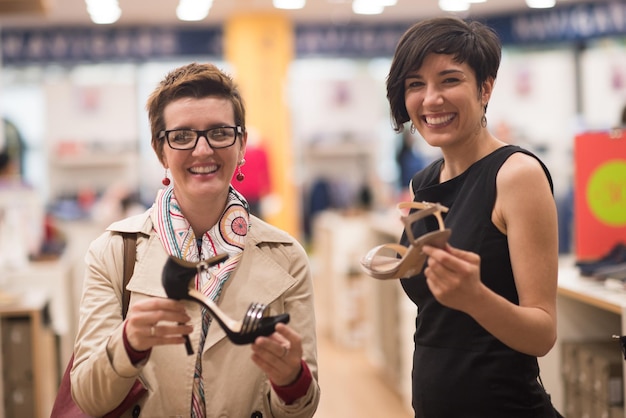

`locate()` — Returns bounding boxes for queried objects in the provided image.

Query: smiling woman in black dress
[383,17,560,418]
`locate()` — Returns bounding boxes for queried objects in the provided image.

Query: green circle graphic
[586,160,626,226]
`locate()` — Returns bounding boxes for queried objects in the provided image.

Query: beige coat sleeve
[70,230,143,416]
[260,238,320,417]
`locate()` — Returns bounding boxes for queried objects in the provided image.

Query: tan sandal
[360,201,451,280]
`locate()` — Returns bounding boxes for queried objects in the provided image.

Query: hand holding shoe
[251,323,304,387]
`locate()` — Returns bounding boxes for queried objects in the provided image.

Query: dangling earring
[481,103,488,128]
[162,169,171,186]
[236,159,245,182]
[410,122,416,134]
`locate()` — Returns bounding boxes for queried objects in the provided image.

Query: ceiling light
[353,4,384,14]
[85,0,121,24]
[438,0,470,12]
[273,0,306,9]
[177,0,213,21]
[525,0,556,8]
[352,0,384,14]
[373,0,398,5]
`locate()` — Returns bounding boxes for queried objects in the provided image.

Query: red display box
[574,130,626,261]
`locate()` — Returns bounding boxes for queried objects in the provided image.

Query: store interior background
[0,0,626,417]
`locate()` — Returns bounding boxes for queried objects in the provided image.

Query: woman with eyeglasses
[69,62,320,417]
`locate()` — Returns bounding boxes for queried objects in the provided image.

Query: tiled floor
[314,334,412,418]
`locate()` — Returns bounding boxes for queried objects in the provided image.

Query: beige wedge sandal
[360,201,451,280]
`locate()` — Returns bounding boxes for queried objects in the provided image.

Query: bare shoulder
[493,151,554,233]
[497,151,549,188]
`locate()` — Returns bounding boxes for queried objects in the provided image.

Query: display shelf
[311,209,413,412]
[0,291,57,418]
[1,257,73,368]
[49,153,135,168]
[47,150,139,201]
[312,210,373,348]
[543,257,626,417]
[557,261,625,315]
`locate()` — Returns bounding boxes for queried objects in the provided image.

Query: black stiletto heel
[162,254,289,345]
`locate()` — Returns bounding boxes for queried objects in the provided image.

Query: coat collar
[113,208,298,351]
[107,209,292,246]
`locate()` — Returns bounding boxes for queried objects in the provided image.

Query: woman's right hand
[124,297,193,352]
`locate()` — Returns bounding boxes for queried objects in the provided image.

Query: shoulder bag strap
[121,232,137,319]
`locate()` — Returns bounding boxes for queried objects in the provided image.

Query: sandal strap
[398,201,449,213]
[399,201,448,243]
[362,243,408,266]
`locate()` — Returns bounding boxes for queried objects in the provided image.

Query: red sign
[574,130,626,261]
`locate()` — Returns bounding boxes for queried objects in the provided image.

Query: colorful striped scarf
[151,185,249,417]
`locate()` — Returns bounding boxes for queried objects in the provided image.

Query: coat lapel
[202,231,297,352]
[117,213,297,353]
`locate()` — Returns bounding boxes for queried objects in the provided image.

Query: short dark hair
[386,17,502,132]
[146,62,246,164]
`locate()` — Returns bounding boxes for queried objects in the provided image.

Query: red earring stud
[236,159,245,182]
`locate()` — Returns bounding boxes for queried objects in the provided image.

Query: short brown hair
[146,62,246,163]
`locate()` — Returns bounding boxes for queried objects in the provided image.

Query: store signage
[574,130,626,261]
[485,0,626,45]
[0,27,222,65]
[2,0,626,64]
[295,23,409,58]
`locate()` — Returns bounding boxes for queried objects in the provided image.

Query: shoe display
[162,254,290,345]
[360,201,451,280]
[576,242,626,276]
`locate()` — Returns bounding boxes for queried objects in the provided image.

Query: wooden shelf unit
[0,291,57,418]
[538,258,626,417]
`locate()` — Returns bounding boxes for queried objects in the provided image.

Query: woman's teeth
[425,114,454,125]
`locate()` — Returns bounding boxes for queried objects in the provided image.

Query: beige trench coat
[70,209,320,418]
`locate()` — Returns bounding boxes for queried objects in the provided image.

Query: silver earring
[481,115,487,128]
[410,123,416,134]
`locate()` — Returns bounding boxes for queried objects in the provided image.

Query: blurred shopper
[396,129,426,194]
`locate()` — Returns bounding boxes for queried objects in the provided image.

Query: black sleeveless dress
[401,145,557,418]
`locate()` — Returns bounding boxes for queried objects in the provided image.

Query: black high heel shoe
[162,254,290,345]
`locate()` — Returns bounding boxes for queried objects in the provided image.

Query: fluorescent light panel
[438,0,470,12]
[525,0,556,8]
[177,0,213,21]
[273,0,306,9]
[352,0,397,15]
[85,0,121,24]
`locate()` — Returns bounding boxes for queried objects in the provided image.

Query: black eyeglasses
[158,126,243,150]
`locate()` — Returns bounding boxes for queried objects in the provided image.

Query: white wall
[580,39,626,129]
[489,47,580,197]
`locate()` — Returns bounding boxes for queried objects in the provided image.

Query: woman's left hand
[250,323,303,387]
[422,243,485,312]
